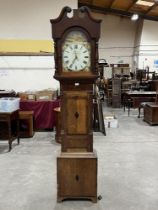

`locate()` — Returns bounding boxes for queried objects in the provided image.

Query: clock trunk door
[63,92,89,135]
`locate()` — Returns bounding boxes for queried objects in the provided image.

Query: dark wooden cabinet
[112,66,130,77]
[57,151,97,202]
[150,80,158,91]
[0,110,20,151]
[19,111,34,138]
[144,102,158,125]
[112,78,121,108]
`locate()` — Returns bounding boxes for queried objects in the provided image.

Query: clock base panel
[57,151,98,203]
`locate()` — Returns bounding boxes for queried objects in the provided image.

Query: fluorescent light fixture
[136,0,155,7]
[131,13,139,20]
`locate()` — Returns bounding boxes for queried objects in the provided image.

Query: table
[124,91,156,98]
[20,100,60,130]
[123,91,157,115]
[0,110,20,151]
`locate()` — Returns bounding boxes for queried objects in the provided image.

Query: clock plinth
[57,151,97,203]
[50,6,101,202]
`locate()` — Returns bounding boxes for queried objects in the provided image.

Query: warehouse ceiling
[78,0,158,21]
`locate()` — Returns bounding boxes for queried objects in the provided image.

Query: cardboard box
[18,92,36,101]
[36,93,52,101]
[35,89,57,101]
[104,113,118,128]
[104,118,118,128]
[18,92,28,101]
[27,93,36,101]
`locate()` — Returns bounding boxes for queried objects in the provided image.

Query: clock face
[62,31,91,72]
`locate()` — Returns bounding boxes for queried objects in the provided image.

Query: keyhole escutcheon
[75,175,79,181]
[74,112,79,119]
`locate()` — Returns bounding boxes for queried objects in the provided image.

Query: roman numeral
[83,50,87,53]
[83,61,87,64]
[84,56,89,58]
[69,64,73,69]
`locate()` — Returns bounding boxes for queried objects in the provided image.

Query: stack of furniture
[112,78,121,108]
[111,64,130,77]
[107,79,112,106]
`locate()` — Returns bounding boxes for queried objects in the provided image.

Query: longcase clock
[50,6,101,202]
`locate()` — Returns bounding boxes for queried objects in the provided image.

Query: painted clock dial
[62,31,91,72]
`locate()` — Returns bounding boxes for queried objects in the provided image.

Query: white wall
[3,2,157,91]
[133,19,144,73]
[0,0,77,92]
[93,13,137,66]
[0,0,77,39]
[138,20,158,73]
[0,56,59,92]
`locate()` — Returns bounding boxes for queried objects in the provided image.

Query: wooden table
[20,100,60,130]
[123,91,157,116]
[0,110,20,151]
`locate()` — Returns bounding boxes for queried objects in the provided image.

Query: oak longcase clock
[50,6,101,202]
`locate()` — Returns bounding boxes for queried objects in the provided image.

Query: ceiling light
[136,0,155,7]
[131,13,139,21]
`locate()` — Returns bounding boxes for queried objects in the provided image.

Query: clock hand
[71,56,76,65]
[75,53,79,61]
[71,52,78,65]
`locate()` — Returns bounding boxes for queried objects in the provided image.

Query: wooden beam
[90,0,94,4]
[0,52,53,56]
[108,0,116,8]
[126,0,138,11]
[78,2,158,21]
[145,3,158,14]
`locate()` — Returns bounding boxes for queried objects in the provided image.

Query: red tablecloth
[20,100,60,129]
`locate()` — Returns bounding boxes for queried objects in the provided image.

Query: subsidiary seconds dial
[63,43,90,72]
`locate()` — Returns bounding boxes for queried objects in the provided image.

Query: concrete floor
[0,105,158,210]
